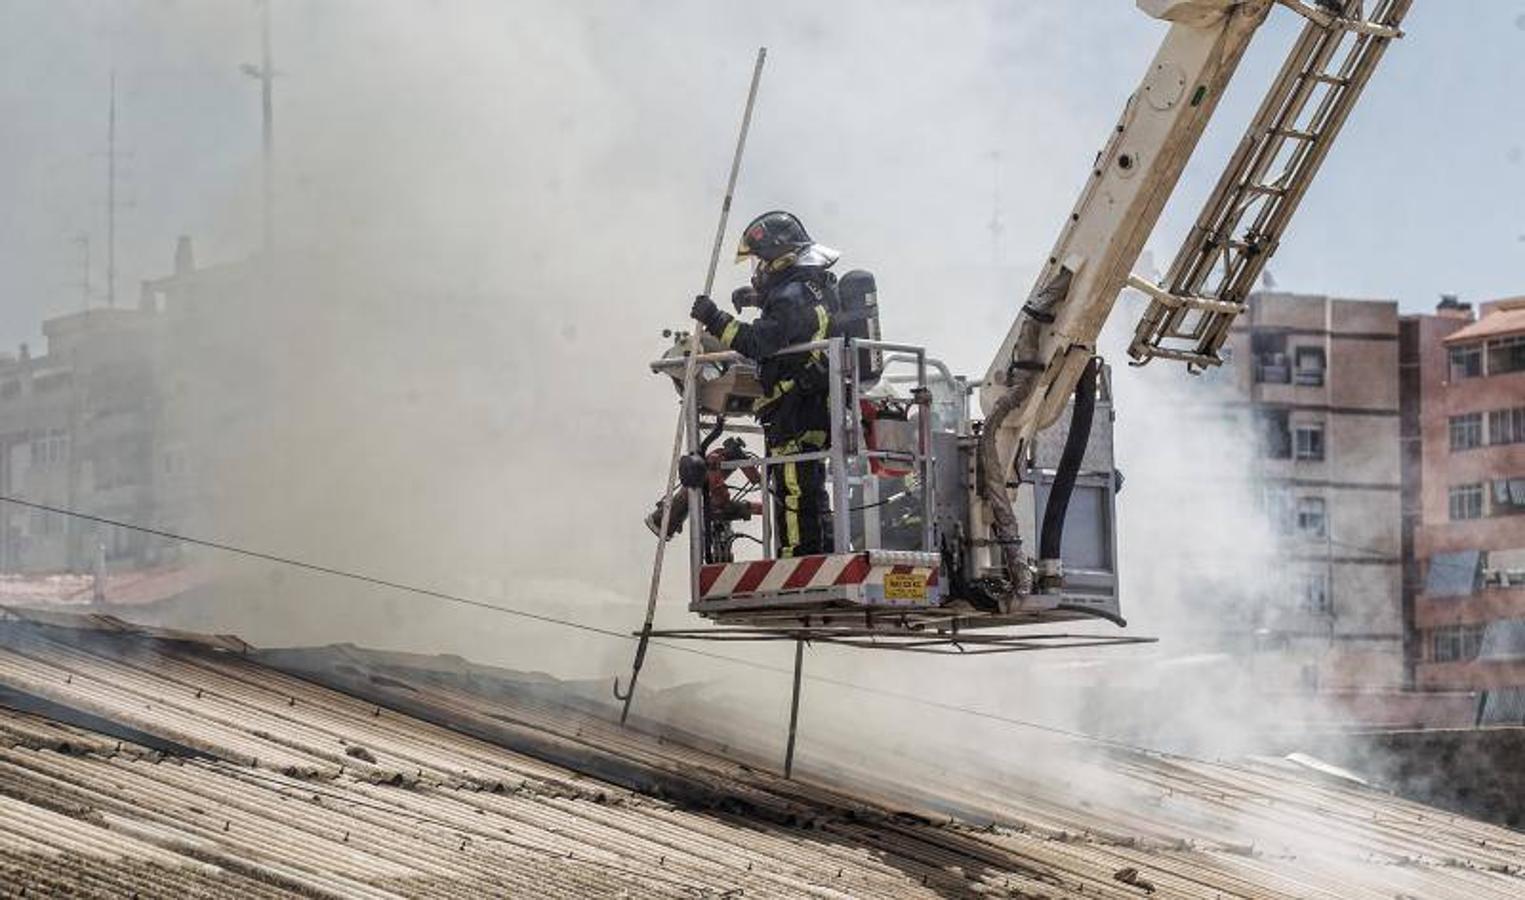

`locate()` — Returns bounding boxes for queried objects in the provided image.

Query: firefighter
[690,210,837,557]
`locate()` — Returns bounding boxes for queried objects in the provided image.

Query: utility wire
[0,494,624,641]
[0,493,1223,760]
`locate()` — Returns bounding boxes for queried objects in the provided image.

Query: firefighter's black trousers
[762,392,832,558]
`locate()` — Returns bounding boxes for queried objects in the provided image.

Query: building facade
[0,306,172,572]
[1403,296,1525,716]
[1219,291,1406,689]
[0,239,216,575]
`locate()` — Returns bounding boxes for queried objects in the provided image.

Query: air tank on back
[835,269,883,385]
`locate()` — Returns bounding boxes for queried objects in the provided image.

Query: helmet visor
[735,230,759,264]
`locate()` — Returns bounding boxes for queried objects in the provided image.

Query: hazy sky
[2,2,1522,353]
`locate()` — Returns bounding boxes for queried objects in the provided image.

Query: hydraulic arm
[972,0,1409,606]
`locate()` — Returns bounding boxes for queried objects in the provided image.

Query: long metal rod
[783,639,804,778]
[260,0,274,253]
[616,47,768,724]
[827,339,851,553]
[106,71,117,308]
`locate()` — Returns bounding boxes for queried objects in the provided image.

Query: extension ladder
[1127,0,1412,370]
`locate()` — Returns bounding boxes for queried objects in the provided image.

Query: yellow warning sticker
[883,572,929,601]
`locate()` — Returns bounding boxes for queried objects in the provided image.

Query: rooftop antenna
[106,71,118,307]
[96,70,133,309]
[241,0,275,253]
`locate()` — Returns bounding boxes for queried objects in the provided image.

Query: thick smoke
[130,1,1149,681]
[29,1,1391,783]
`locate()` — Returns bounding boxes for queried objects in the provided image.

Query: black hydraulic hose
[698,416,726,454]
[1039,357,1098,562]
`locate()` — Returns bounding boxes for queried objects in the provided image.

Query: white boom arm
[971,0,1409,602]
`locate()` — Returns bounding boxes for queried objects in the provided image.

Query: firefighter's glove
[730,285,760,312]
[690,294,726,333]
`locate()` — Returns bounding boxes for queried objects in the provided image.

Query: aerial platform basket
[647,334,1141,653]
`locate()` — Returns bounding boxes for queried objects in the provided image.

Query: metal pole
[686,401,703,602]
[828,338,851,553]
[760,460,772,558]
[615,47,768,724]
[106,71,117,308]
[261,0,274,253]
[783,639,804,778]
[917,350,935,553]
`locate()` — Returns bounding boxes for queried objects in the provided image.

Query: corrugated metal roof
[0,607,1522,898]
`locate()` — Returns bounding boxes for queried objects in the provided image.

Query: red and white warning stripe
[698,551,939,600]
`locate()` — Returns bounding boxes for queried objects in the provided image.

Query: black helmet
[735,211,811,264]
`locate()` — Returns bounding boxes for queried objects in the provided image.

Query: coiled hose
[976,266,1074,597]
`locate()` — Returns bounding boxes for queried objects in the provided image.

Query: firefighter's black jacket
[702,268,832,429]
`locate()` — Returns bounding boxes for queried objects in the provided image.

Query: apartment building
[0,239,214,575]
[0,305,177,572]
[1216,291,1405,689]
[1403,296,1525,717]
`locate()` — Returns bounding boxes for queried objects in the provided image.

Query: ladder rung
[1159,295,1244,317]
[1242,183,1287,197]
[1129,343,1223,369]
[1271,127,1318,142]
[1305,72,1350,87]
[1125,275,1246,316]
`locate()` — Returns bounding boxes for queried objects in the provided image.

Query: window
[1449,483,1484,521]
[1252,331,1290,384]
[1296,496,1327,538]
[1450,413,1484,451]
[1294,423,1326,461]
[1257,409,1292,459]
[1490,407,1525,446]
[1300,571,1331,614]
[1488,335,1525,376]
[1450,343,1483,380]
[29,429,68,468]
[1293,346,1326,386]
[1432,624,1485,663]
[1492,479,1525,516]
